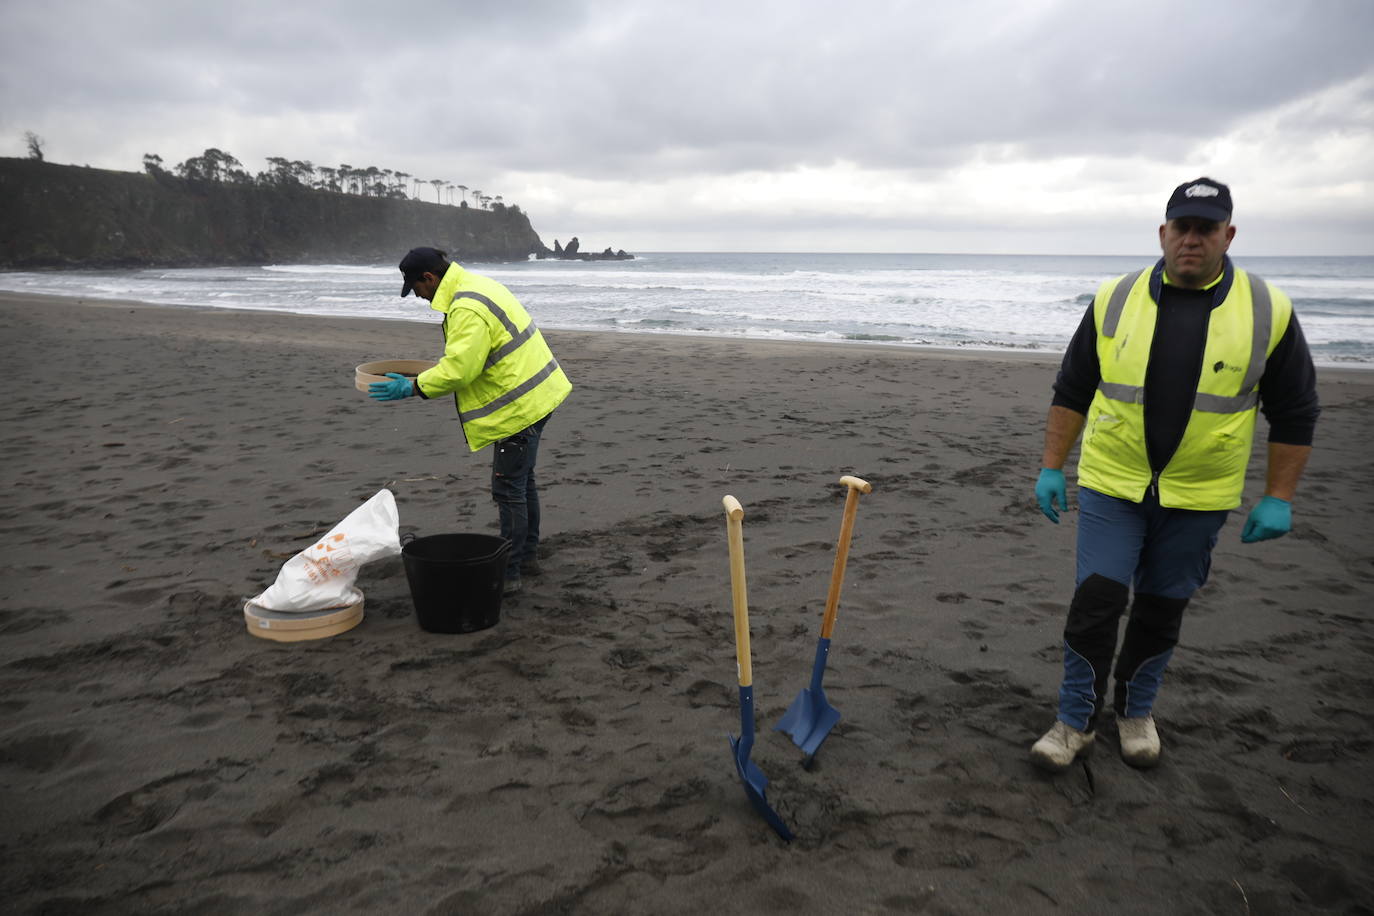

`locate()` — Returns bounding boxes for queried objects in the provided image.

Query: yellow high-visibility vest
[415,264,571,451]
[1078,266,1291,510]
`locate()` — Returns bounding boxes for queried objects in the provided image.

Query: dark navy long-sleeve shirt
[1051,257,1320,473]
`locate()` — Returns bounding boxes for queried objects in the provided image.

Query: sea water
[1,252,1370,366]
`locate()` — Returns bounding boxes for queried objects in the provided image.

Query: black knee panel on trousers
[1112,592,1190,697]
[1122,592,1189,643]
[1064,574,1130,728]
[1064,574,1130,643]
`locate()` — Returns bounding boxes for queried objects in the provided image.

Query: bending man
[370,247,572,596]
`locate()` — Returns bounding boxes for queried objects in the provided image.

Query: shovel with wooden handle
[775,475,873,765]
[723,495,794,842]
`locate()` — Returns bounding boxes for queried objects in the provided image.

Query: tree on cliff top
[24,131,45,161]
[176,148,250,184]
[261,157,317,188]
[133,147,511,212]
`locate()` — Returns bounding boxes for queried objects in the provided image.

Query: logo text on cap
[1185,184,1220,198]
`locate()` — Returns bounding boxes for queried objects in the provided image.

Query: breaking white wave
[1,252,1369,365]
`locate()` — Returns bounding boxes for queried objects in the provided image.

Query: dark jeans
[1057,486,1229,731]
[491,414,550,577]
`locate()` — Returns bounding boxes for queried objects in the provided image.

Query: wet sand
[1,293,1371,914]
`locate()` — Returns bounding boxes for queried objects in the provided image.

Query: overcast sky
[2,0,1371,255]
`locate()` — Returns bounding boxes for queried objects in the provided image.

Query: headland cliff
[0,158,549,268]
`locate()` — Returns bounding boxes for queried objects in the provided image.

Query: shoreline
[3,289,1370,373]
[2,292,1371,912]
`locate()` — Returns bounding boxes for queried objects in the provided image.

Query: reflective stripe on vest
[1101,268,1146,337]
[1095,273,1271,415]
[452,292,539,369]
[458,357,562,423]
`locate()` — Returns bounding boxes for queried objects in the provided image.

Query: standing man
[1030,179,1320,771]
[369,247,572,596]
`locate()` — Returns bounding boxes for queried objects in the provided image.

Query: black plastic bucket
[401,533,511,633]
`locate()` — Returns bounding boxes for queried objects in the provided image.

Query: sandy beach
[1,292,1371,914]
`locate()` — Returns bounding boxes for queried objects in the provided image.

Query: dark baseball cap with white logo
[1166,178,1233,222]
[399,246,449,297]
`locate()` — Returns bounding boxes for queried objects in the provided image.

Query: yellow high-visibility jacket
[415,263,571,450]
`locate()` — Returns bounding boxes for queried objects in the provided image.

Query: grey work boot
[502,575,523,597]
[1117,715,1161,768]
[1030,720,1095,772]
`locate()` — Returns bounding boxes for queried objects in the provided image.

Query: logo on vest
[1185,184,1220,198]
[1213,360,1242,374]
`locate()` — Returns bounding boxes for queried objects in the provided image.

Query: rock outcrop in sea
[542,236,634,261]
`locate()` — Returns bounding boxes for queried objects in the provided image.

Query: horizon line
[565,250,1370,259]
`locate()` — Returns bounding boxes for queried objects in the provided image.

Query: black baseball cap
[1165,178,1232,222]
[399,246,449,297]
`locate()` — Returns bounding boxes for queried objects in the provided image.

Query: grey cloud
[411,0,1374,180]
[2,0,1371,184]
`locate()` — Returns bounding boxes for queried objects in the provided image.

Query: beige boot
[1117,715,1161,768]
[1030,720,1095,772]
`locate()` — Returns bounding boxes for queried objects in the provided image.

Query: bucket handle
[400,531,417,546]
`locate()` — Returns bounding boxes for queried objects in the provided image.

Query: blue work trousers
[1058,486,1229,731]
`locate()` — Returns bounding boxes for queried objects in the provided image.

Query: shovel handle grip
[839,475,873,496]
[821,475,872,639]
[723,495,753,688]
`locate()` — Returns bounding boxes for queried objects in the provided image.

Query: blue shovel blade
[776,688,841,758]
[775,637,841,758]
[729,733,794,842]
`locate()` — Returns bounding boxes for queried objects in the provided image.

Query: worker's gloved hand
[1241,495,1291,543]
[368,372,414,401]
[1035,468,1067,523]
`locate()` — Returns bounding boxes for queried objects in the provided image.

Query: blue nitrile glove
[368,372,414,401]
[1241,495,1291,543]
[1036,468,1067,523]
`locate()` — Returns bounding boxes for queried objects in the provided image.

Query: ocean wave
[263,263,390,275]
[843,333,905,341]
[3,254,1368,364]
[1290,297,1374,315]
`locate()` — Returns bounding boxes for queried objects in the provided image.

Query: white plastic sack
[251,488,401,612]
